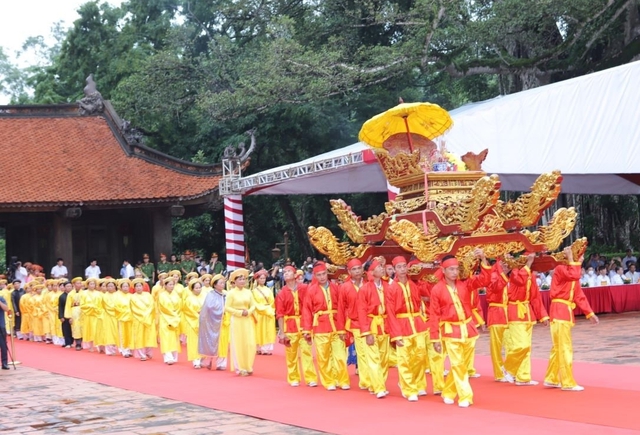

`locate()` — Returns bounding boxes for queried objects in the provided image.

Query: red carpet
[13,340,640,435]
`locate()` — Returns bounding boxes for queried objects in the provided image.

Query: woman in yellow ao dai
[47,281,64,345]
[252,270,276,355]
[130,278,157,361]
[80,278,101,351]
[158,277,182,364]
[101,279,120,356]
[114,279,134,357]
[225,268,256,376]
[183,279,207,368]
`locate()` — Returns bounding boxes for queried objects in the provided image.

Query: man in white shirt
[84,259,101,279]
[594,266,611,287]
[120,260,134,279]
[622,249,637,270]
[582,266,596,287]
[543,270,554,288]
[14,261,28,283]
[536,271,547,287]
[610,266,625,285]
[625,263,640,284]
[50,258,68,279]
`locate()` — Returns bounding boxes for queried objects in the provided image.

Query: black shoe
[75,346,82,351]
[2,365,9,370]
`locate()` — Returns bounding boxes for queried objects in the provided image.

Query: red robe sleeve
[385,284,402,342]
[357,283,373,337]
[466,263,492,290]
[555,262,582,284]
[301,286,315,334]
[429,284,443,341]
[573,285,595,318]
[529,276,549,321]
[336,282,348,333]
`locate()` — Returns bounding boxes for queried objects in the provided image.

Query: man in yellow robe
[31,284,47,342]
[0,280,14,336]
[47,281,63,346]
[80,278,101,351]
[64,277,84,350]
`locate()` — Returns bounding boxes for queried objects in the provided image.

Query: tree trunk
[277,196,314,259]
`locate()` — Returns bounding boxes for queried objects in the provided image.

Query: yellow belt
[489,302,508,320]
[471,308,485,325]
[367,314,387,335]
[313,309,337,331]
[552,298,576,310]
[509,300,530,319]
[345,317,359,332]
[440,316,472,339]
[397,312,419,335]
[283,315,301,332]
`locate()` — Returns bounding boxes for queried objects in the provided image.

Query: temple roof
[0,103,222,209]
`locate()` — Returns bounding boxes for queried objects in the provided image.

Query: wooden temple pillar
[152,207,173,260]
[53,213,73,273]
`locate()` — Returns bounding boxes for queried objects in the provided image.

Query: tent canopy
[243,60,640,195]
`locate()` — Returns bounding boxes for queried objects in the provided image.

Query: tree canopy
[2,0,639,263]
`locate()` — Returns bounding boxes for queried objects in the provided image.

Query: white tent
[241,60,640,196]
[240,143,388,195]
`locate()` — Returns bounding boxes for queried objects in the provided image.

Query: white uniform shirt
[50,265,68,278]
[625,271,640,284]
[594,274,611,287]
[85,265,102,279]
[611,274,625,285]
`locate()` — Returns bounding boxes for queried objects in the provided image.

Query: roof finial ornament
[78,74,104,115]
[223,128,256,164]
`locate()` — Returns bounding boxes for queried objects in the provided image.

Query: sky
[0,0,123,103]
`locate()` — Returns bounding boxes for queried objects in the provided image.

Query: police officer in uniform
[140,253,156,283]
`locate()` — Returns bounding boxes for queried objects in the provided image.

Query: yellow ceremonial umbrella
[358,102,453,152]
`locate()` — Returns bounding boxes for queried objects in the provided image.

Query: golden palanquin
[308,102,586,281]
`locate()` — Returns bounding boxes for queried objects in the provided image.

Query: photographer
[0,292,10,369]
[6,256,18,282]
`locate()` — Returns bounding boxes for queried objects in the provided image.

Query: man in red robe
[502,253,549,385]
[338,259,368,390]
[544,247,598,391]
[387,256,428,402]
[302,262,349,391]
[430,249,491,408]
[276,266,318,387]
[357,259,391,398]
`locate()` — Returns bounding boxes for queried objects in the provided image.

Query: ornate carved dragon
[433,174,501,231]
[330,199,387,244]
[386,220,457,262]
[521,207,577,251]
[493,171,563,227]
[307,226,368,266]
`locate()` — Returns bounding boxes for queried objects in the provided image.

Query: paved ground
[0,367,324,435]
[475,311,640,365]
[1,311,638,434]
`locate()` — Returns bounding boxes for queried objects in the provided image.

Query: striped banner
[224,195,245,271]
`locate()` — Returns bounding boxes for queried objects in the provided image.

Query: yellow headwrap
[131,278,145,288]
[229,268,249,283]
[188,278,203,291]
